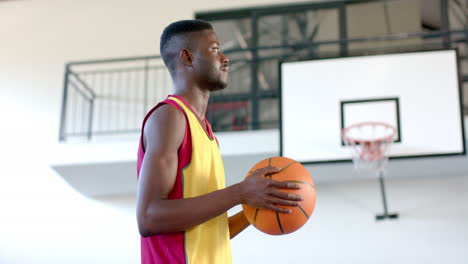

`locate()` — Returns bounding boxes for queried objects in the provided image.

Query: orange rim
[342,121,396,145]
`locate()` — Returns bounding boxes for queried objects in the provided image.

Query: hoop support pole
[375,170,399,221]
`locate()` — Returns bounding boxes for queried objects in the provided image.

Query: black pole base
[375,213,399,221]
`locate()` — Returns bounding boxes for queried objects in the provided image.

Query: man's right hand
[237,166,304,214]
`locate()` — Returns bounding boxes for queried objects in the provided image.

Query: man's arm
[228,211,250,239]
[136,104,303,237]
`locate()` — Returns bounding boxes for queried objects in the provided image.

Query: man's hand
[237,166,303,214]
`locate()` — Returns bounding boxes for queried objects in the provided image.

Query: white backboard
[280,49,465,163]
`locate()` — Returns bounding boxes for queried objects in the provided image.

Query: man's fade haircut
[160,19,213,74]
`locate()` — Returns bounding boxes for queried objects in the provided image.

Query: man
[136,19,303,264]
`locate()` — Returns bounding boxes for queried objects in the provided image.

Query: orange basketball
[242,156,316,235]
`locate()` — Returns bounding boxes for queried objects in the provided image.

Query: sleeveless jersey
[137,95,232,264]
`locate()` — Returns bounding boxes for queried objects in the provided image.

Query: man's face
[191,29,229,91]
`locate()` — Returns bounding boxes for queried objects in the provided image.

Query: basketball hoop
[342,122,396,173]
[342,121,399,221]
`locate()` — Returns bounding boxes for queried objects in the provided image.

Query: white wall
[1,0,456,263]
[0,0,322,263]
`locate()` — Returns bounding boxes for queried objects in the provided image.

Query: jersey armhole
[139,100,189,153]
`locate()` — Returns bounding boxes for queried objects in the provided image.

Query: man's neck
[173,82,210,121]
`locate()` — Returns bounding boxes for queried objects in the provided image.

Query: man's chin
[218,82,228,90]
[207,81,228,92]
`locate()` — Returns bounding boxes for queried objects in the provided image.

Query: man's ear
[180,49,193,67]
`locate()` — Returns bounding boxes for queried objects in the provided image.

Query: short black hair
[160,19,213,74]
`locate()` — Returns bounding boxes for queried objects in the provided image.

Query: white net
[342,122,396,173]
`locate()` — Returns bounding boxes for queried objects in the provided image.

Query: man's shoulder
[143,102,187,151]
[146,103,186,130]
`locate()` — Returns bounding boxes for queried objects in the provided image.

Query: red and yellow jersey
[137,95,232,264]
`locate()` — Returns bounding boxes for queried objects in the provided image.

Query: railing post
[251,12,260,130]
[143,59,149,116]
[339,3,348,57]
[465,0,468,62]
[59,64,70,141]
[87,97,94,141]
[441,0,451,48]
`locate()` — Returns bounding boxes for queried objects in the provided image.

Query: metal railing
[59,29,468,141]
[59,56,171,141]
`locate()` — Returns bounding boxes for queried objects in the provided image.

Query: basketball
[242,156,316,235]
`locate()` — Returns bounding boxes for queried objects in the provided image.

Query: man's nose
[221,53,229,65]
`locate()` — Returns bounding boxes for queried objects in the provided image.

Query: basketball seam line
[253,208,259,227]
[278,161,298,173]
[265,161,297,178]
[298,205,310,219]
[284,180,315,189]
[275,212,285,234]
[248,160,299,176]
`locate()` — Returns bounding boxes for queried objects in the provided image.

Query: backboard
[280,49,465,163]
